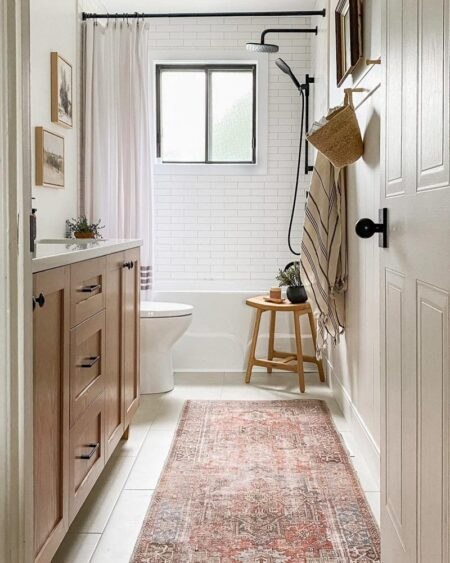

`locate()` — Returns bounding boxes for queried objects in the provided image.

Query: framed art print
[35,127,65,188]
[51,52,73,128]
[335,0,363,86]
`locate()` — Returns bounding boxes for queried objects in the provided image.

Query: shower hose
[287,87,306,257]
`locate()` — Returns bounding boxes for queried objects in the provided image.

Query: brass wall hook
[344,87,366,94]
[366,57,382,65]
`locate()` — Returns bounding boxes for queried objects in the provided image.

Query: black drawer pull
[79,355,100,368]
[79,284,101,293]
[76,443,100,460]
[123,261,133,270]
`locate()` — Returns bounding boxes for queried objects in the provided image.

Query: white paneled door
[381,0,450,561]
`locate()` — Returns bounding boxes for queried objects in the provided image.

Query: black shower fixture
[275,58,301,90]
[246,27,318,53]
[83,9,326,20]
[275,59,314,175]
[274,59,315,256]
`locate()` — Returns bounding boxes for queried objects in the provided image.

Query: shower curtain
[82,19,153,293]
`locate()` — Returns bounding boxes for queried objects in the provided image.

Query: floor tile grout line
[122,488,155,491]
[89,407,171,561]
[89,396,183,552]
[88,390,199,558]
[84,409,161,558]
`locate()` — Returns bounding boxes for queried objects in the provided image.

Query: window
[156,64,257,164]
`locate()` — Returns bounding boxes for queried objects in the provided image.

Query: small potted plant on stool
[276,261,308,304]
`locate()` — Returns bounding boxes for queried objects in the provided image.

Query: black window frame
[156,63,257,165]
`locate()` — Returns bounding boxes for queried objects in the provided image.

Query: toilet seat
[140,301,193,319]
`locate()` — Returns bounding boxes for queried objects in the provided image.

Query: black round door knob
[355,218,379,239]
[355,209,388,248]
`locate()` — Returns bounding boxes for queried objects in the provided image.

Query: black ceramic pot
[287,285,308,304]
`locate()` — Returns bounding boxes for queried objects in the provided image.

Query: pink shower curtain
[82,19,153,292]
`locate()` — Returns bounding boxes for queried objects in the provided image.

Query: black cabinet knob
[33,293,45,308]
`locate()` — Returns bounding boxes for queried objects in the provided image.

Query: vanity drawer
[71,257,106,327]
[69,393,105,522]
[70,310,105,427]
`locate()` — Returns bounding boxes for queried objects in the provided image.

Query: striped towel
[300,151,347,357]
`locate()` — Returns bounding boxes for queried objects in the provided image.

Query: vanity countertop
[32,238,143,273]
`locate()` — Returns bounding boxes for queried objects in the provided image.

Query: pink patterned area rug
[131,400,380,562]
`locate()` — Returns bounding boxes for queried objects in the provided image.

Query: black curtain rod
[82,10,326,21]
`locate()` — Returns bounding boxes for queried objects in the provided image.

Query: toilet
[140,301,193,394]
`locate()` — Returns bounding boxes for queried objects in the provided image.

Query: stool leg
[245,309,263,384]
[293,311,306,393]
[267,311,276,374]
[308,311,325,382]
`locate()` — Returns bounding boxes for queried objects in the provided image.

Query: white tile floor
[53,372,381,563]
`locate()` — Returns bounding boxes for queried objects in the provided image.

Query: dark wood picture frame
[51,52,73,128]
[335,0,363,87]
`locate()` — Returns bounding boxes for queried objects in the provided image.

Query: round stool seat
[246,296,312,312]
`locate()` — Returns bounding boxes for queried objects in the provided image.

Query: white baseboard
[174,366,318,374]
[326,359,381,490]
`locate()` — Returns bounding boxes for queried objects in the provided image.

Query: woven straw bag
[306,91,363,168]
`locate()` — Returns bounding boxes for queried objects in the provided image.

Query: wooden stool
[245,296,325,393]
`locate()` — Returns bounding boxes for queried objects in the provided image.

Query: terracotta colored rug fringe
[131,400,380,562]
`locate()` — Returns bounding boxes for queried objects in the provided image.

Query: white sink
[32,238,142,273]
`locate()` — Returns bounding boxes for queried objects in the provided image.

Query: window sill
[153,161,268,176]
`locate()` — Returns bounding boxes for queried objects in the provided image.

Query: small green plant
[276,262,303,287]
[67,216,104,239]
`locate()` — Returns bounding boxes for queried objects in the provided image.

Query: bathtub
[152,290,316,373]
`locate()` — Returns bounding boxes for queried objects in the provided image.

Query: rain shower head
[275,58,301,90]
[246,28,279,53]
[246,41,279,53]
[246,27,317,54]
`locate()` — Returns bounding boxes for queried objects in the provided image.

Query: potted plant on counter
[67,216,104,240]
[276,261,308,304]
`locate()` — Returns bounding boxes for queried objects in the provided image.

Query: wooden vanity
[32,241,141,562]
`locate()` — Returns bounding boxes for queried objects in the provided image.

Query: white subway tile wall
[152,17,312,290]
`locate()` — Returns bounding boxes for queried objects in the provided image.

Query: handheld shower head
[275,58,301,90]
[246,42,279,53]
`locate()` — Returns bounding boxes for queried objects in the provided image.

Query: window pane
[210,71,254,162]
[160,71,205,162]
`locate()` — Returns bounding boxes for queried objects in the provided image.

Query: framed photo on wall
[35,127,65,188]
[335,0,363,87]
[51,52,73,128]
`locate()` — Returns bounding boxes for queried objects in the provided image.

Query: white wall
[30,0,79,238]
[151,16,313,290]
[313,0,382,481]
